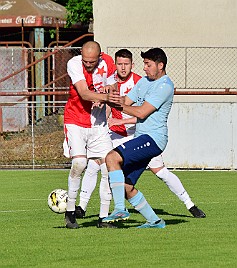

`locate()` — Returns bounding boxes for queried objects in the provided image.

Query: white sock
[99,163,112,218]
[156,167,194,210]
[67,175,81,211]
[67,158,87,211]
[79,159,100,211]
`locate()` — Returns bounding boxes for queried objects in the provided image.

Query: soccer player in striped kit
[63,41,118,229]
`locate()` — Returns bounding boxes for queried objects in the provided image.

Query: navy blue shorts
[114,134,163,185]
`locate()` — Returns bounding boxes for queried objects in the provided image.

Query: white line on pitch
[0,209,48,213]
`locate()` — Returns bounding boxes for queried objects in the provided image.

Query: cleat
[137,219,166,229]
[189,206,206,218]
[97,218,117,228]
[65,211,79,229]
[75,205,85,219]
[102,209,130,223]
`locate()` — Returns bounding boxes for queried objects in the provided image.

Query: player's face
[81,50,100,73]
[143,59,163,80]
[115,57,133,81]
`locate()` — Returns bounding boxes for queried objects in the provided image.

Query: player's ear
[132,62,135,69]
[158,62,164,70]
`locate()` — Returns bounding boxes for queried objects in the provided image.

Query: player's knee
[155,166,169,181]
[70,157,87,178]
[105,150,113,163]
[105,150,122,170]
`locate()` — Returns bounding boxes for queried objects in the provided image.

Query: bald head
[81,41,101,72]
[81,41,101,56]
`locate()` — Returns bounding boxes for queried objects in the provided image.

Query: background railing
[0,46,237,169]
[0,101,69,169]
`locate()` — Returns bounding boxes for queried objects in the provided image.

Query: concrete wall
[93,0,237,51]
[93,0,237,169]
[163,96,237,170]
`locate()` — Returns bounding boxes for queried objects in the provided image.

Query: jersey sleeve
[126,79,141,102]
[67,56,85,85]
[133,73,142,84]
[101,53,117,77]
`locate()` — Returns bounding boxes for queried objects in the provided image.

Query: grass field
[0,170,236,267]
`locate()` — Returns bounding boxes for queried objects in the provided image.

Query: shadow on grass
[53,208,190,229]
[164,218,188,225]
[79,218,138,228]
[53,217,188,229]
[79,218,188,228]
[153,208,193,218]
[129,208,192,218]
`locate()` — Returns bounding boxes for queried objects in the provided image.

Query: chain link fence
[0,46,237,168]
[108,47,237,90]
[0,101,69,169]
[0,45,82,168]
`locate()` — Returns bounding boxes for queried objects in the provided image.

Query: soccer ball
[48,189,68,214]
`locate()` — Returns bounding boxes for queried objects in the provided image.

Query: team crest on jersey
[96,66,106,76]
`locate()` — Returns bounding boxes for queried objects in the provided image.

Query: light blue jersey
[127,75,174,151]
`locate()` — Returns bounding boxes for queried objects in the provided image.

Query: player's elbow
[136,111,147,120]
[80,91,93,101]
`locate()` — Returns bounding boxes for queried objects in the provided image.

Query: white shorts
[64,124,113,159]
[147,154,164,169]
[110,131,134,148]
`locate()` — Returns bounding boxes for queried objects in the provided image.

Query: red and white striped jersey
[110,72,141,137]
[64,53,116,128]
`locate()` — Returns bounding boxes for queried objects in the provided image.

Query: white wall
[163,96,237,169]
[93,0,237,51]
[93,0,237,169]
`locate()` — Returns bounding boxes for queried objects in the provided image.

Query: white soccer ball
[48,189,68,214]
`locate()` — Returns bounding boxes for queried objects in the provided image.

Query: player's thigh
[117,134,163,184]
[64,124,87,157]
[117,134,162,166]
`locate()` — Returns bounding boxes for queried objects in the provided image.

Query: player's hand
[108,118,123,127]
[92,101,104,109]
[101,85,115,94]
[107,87,121,104]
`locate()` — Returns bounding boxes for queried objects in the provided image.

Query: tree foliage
[52,0,93,27]
[65,0,93,27]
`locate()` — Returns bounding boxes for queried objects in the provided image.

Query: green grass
[0,170,236,267]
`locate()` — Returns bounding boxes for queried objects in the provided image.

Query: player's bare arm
[106,105,111,119]
[121,100,156,120]
[108,117,137,128]
[115,95,153,119]
[74,80,120,104]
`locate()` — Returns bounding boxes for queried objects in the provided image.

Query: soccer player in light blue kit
[103,47,174,228]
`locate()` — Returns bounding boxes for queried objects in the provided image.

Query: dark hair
[115,49,133,61]
[141,48,167,69]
